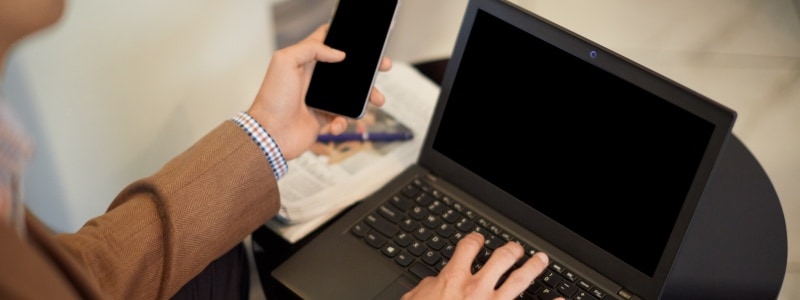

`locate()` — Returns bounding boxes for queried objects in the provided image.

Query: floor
[261,0,800,298]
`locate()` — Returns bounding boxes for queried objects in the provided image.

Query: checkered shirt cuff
[232,112,288,180]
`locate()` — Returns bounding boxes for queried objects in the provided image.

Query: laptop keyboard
[350,177,617,300]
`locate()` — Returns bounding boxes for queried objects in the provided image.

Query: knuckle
[527,252,549,270]
[459,233,484,248]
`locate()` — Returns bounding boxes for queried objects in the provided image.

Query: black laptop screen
[431,10,715,277]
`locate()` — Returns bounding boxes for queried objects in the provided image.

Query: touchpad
[374,274,418,300]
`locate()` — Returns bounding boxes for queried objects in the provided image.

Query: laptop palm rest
[272,224,405,299]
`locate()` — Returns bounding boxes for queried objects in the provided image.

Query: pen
[317,131,413,143]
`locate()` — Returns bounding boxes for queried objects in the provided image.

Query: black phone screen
[305,0,399,119]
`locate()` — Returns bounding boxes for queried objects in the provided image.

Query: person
[0,0,552,299]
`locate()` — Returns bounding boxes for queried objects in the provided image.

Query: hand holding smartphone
[305,0,401,119]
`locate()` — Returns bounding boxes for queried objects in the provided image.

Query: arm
[54,121,278,299]
[51,24,392,299]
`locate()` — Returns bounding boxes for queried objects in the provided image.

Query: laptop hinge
[617,289,641,300]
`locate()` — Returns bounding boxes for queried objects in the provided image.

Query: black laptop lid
[418,0,736,298]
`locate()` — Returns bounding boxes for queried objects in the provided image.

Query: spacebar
[409,262,437,280]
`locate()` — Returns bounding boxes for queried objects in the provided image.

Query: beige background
[4,0,278,234]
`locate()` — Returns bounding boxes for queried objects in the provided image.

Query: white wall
[3,0,278,233]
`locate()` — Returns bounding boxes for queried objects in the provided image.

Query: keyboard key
[365,232,387,248]
[557,281,578,298]
[473,226,491,239]
[413,226,433,241]
[563,270,579,282]
[525,280,544,296]
[484,235,505,250]
[408,241,427,257]
[471,262,484,274]
[416,193,435,206]
[414,180,434,195]
[451,201,466,213]
[449,232,465,245]
[427,235,447,250]
[464,209,477,219]
[524,245,537,257]
[435,259,448,272]
[441,244,456,259]
[477,217,492,229]
[488,224,503,236]
[409,206,427,220]
[590,288,608,299]
[573,291,598,300]
[402,184,421,198]
[389,194,414,211]
[542,271,565,288]
[537,287,559,300]
[351,222,368,238]
[436,223,455,238]
[456,218,475,232]
[394,232,413,247]
[477,248,493,263]
[365,214,399,237]
[421,250,442,265]
[400,218,419,232]
[423,215,442,229]
[577,280,593,291]
[428,200,445,215]
[382,242,401,258]
[441,209,460,223]
[395,251,414,267]
[550,262,565,274]
[378,205,404,223]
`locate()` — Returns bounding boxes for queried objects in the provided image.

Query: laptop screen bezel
[418,0,737,298]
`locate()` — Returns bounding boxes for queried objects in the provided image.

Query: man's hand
[401,232,553,299]
[247,23,392,160]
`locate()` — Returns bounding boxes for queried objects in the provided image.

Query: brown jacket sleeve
[53,120,281,299]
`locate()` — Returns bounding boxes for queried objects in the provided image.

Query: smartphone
[305,0,401,119]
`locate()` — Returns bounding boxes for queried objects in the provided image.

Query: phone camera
[589,50,598,59]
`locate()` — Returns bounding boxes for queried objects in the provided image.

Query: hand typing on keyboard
[401,232,560,300]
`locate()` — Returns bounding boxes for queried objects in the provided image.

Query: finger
[308,41,346,64]
[443,232,484,274]
[301,23,345,63]
[277,42,344,71]
[379,56,393,71]
[401,276,434,300]
[369,88,386,107]
[475,241,523,282]
[494,251,550,299]
[327,117,348,135]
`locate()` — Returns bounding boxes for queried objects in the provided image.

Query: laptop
[272,0,737,299]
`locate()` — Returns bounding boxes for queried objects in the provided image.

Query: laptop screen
[420,1,735,297]
[432,8,715,278]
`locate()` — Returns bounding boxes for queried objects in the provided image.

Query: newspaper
[266,61,440,243]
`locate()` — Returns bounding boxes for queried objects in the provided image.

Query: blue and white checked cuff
[232,112,288,180]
